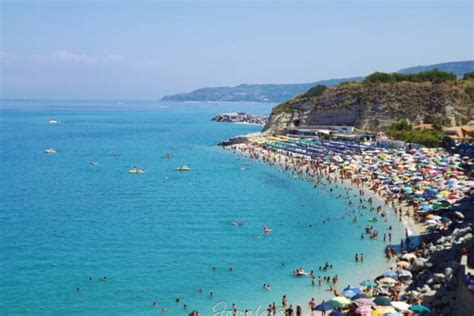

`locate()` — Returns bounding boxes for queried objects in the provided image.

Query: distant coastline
[161,60,473,103]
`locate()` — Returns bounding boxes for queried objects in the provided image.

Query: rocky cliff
[264,80,474,134]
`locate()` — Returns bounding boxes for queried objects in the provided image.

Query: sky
[0,0,472,100]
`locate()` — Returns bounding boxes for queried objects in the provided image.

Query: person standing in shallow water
[296,305,302,316]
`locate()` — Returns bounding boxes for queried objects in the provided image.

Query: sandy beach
[220,133,473,315]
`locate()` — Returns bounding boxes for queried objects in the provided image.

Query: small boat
[45,148,56,154]
[128,167,145,174]
[232,221,245,226]
[163,153,172,159]
[90,161,99,166]
[263,227,272,234]
[176,165,191,171]
[48,119,60,125]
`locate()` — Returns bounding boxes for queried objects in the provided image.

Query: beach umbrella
[409,305,431,313]
[354,298,376,307]
[355,305,373,315]
[373,296,392,306]
[372,306,396,316]
[328,296,351,308]
[391,301,411,311]
[385,313,403,316]
[352,293,369,300]
[381,271,398,278]
[329,311,344,316]
[454,211,464,219]
[343,286,362,294]
[341,289,357,299]
[315,302,333,312]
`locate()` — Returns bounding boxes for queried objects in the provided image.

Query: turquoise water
[0,100,404,315]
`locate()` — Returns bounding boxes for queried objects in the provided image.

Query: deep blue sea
[0,100,404,315]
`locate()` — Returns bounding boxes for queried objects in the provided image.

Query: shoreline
[219,132,472,315]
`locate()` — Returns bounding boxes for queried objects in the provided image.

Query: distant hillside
[399,60,474,77]
[162,60,473,103]
[161,77,363,103]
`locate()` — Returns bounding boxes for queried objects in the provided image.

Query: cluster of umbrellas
[250,136,473,227]
[313,284,431,315]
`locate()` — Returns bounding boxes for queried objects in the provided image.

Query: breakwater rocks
[217,136,249,147]
[402,216,473,315]
[211,112,268,125]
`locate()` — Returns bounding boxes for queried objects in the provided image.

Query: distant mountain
[161,77,363,103]
[162,60,473,102]
[399,60,474,77]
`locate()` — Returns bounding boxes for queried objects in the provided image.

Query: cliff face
[264,80,474,134]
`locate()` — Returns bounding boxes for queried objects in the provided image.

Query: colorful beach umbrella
[390,301,411,311]
[354,298,376,307]
[328,296,351,308]
[355,305,373,315]
[409,305,431,313]
[315,302,333,312]
[341,289,357,298]
[372,306,396,316]
[352,293,369,300]
[373,296,392,306]
[360,280,377,287]
[382,271,398,278]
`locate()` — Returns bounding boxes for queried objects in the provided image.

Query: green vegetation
[272,101,296,114]
[463,71,474,80]
[386,119,444,147]
[299,84,327,98]
[364,69,456,84]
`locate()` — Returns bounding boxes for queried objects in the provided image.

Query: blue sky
[0,0,472,100]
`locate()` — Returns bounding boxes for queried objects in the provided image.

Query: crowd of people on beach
[215,134,473,315]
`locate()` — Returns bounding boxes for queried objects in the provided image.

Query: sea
[0,100,404,315]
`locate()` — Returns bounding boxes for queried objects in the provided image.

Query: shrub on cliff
[365,69,456,84]
[300,84,327,98]
[463,71,474,80]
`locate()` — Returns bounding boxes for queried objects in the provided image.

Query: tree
[389,119,412,131]
[463,71,474,80]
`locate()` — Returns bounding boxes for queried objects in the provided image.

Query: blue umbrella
[343,286,362,294]
[316,302,333,312]
[329,311,344,316]
[382,271,398,278]
[360,280,376,287]
[341,289,357,298]
[352,293,369,300]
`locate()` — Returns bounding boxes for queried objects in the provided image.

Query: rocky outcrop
[211,112,268,125]
[264,80,474,134]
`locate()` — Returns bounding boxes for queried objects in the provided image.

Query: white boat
[48,119,60,125]
[128,167,145,174]
[45,148,56,154]
[176,165,191,171]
